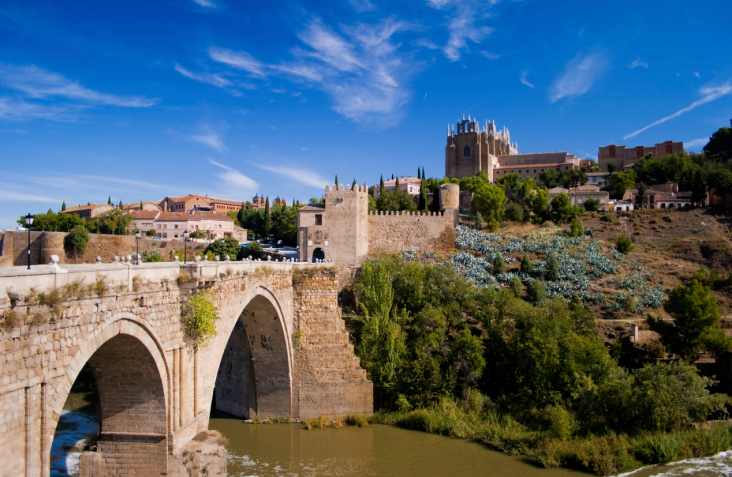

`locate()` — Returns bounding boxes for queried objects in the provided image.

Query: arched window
[463,145,470,158]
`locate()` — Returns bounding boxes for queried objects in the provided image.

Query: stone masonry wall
[367,210,457,255]
[3,231,205,267]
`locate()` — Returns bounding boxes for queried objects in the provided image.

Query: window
[463,145,470,158]
[315,214,323,226]
[534,169,537,173]
[175,224,178,229]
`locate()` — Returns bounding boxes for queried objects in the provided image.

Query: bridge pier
[0,262,372,476]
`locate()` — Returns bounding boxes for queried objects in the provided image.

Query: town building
[297,183,459,264]
[598,141,684,172]
[158,195,211,213]
[130,210,237,240]
[547,185,610,211]
[122,201,161,213]
[373,177,422,197]
[586,172,609,186]
[61,203,115,220]
[493,152,583,182]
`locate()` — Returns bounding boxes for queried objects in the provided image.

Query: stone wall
[2,230,206,266]
[367,210,457,255]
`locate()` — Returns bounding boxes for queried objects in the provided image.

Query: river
[52,392,732,477]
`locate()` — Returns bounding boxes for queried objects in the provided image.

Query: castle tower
[445,116,516,181]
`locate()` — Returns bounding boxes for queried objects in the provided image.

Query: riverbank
[370,397,732,476]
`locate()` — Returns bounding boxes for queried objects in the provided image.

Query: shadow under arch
[49,316,170,475]
[212,286,293,419]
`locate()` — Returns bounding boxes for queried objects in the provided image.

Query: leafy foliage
[205,237,241,260]
[64,225,89,257]
[474,183,507,222]
[181,292,220,349]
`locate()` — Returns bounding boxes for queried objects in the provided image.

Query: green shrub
[145,229,156,237]
[504,203,524,223]
[245,241,263,259]
[474,212,484,230]
[545,252,559,280]
[601,214,618,223]
[526,279,545,303]
[544,405,574,440]
[492,254,506,274]
[181,292,220,349]
[633,434,683,464]
[509,275,523,297]
[144,250,164,262]
[520,254,533,273]
[616,236,633,254]
[64,225,89,258]
[584,198,600,212]
[570,217,584,237]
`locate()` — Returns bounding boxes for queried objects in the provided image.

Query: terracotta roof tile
[157,212,200,221]
[130,211,160,219]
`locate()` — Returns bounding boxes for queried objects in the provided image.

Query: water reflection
[50,392,99,477]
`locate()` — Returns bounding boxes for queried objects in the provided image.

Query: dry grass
[177,272,192,286]
[1,310,20,331]
[192,430,229,448]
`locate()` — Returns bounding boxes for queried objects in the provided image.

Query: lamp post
[24,213,33,270]
[183,230,189,264]
[135,231,141,265]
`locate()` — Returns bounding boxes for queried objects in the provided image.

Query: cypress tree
[493,253,506,274]
[636,182,647,209]
[108,196,112,205]
[418,178,427,211]
[118,200,123,209]
[335,175,339,189]
[417,167,421,179]
[422,167,426,179]
[139,200,143,210]
[395,177,400,189]
[61,201,66,211]
[391,174,394,180]
[237,203,246,227]
[546,252,560,280]
[521,254,533,273]
[263,197,271,239]
[352,178,357,190]
[380,175,385,192]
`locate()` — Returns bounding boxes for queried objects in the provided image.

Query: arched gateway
[0,261,372,476]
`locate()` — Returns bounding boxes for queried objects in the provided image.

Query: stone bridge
[0,260,372,476]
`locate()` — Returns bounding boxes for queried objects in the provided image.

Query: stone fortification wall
[367,210,456,255]
[0,232,14,267]
[3,230,205,266]
[497,152,567,166]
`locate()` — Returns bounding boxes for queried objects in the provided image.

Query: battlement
[368,210,446,217]
[325,184,369,193]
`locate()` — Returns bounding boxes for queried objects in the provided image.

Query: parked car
[153,236,162,241]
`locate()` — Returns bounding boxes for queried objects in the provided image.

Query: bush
[632,434,683,464]
[143,250,164,262]
[474,212,484,230]
[584,198,601,212]
[520,254,533,273]
[492,254,506,274]
[545,405,574,440]
[64,225,89,258]
[206,237,241,260]
[504,203,524,223]
[526,278,545,303]
[616,236,633,254]
[181,292,220,349]
[546,252,560,281]
[244,241,263,259]
[509,275,523,297]
[570,217,584,237]
[601,214,618,223]
[145,229,156,237]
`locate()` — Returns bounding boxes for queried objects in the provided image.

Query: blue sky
[1,0,731,228]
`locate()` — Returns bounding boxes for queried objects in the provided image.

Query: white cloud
[174,64,231,88]
[426,0,496,61]
[296,20,364,73]
[208,47,266,77]
[0,63,156,107]
[628,57,648,69]
[624,82,732,140]
[349,0,376,12]
[550,52,610,103]
[252,163,328,189]
[188,124,228,151]
[684,138,708,150]
[191,0,216,7]
[414,38,439,50]
[208,159,258,196]
[520,71,534,88]
[481,51,500,60]
[0,97,84,122]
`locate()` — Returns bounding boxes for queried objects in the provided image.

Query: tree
[263,197,271,239]
[520,254,533,273]
[509,275,523,297]
[380,175,385,194]
[496,172,521,190]
[551,193,580,223]
[703,127,732,161]
[64,225,89,259]
[570,216,584,237]
[61,201,66,211]
[504,202,524,222]
[474,183,507,222]
[418,179,427,211]
[335,175,339,189]
[421,167,425,180]
[616,235,633,254]
[636,182,647,209]
[474,212,483,229]
[460,171,490,193]
[539,169,562,188]
[352,178,357,190]
[139,200,143,210]
[417,166,421,179]
[526,278,545,303]
[546,252,559,280]
[206,237,241,260]
[691,170,707,206]
[606,170,637,198]
[647,280,725,361]
[145,229,156,237]
[607,162,616,173]
[583,198,600,211]
[107,196,112,205]
[118,200,123,209]
[492,254,506,274]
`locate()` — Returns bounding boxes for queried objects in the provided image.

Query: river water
[52,392,732,477]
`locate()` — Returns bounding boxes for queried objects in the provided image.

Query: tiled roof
[175,194,210,203]
[191,211,233,222]
[300,205,325,211]
[496,163,574,169]
[383,177,421,186]
[130,211,160,219]
[61,203,112,213]
[157,212,200,221]
[208,197,245,206]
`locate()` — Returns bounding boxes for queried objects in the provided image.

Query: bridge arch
[49,315,170,475]
[210,285,293,419]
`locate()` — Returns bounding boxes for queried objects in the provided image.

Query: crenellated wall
[0,261,372,476]
[367,210,457,255]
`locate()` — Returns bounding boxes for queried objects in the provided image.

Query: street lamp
[24,213,33,270]
[183,230,189,264]
[135,231,141,265]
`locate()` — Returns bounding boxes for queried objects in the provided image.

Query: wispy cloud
[684,138,708,150]
[203,17,414,125]
[520,71,534,88]
[349,0,376,12]
[0,97,84,122]
[0,185,59,203]
[481,51,500,60]
[624,82,732,140]
[174,64,231,88]
[693,71,700,78]
[187,124,228,152]
[0,63,156,107]
[550,52,610,103]
[253,162,328,189]
[628,57,648,69]
[426,0,496,61]
[208,47,266,77]
[191,0,216,7]
[208,159,258,196]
